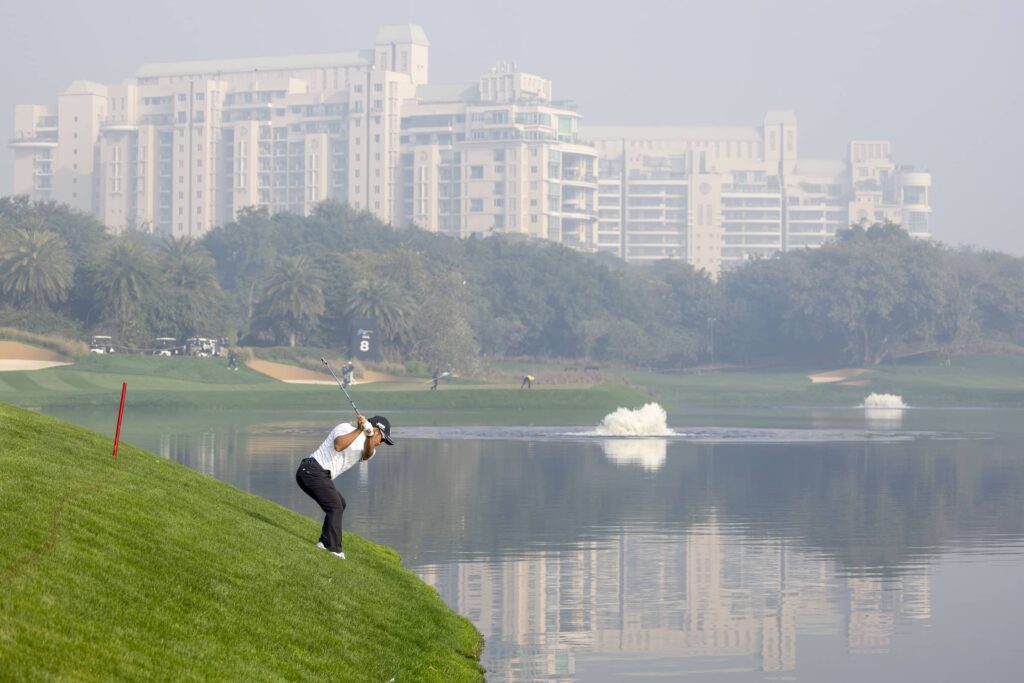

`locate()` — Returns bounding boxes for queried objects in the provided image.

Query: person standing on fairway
[295,414,394,559]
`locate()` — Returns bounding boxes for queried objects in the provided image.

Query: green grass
[619,354,1024,411]
[0,403,484,681]
[1,352,1022,416]
[0,354,651,417]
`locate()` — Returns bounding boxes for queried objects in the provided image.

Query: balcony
[8,135,57,149]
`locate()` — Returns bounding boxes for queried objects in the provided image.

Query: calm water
[49,406,1024,682]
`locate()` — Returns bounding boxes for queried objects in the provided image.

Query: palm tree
[156,237,222,337]
[160,237,219,292]
[261,255,325,347]
[88,239,158,330]
[342,279,416,353]
[0,228,74,310]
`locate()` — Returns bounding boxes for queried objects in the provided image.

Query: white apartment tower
[397,63,598,248]
[10,25,429,237]
[583,112,932,277]
[11,29,930,268]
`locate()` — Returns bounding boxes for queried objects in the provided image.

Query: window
[470,166,484,179]
[494,149,505,162]
[470,198,483,211]
[374,83,383,92]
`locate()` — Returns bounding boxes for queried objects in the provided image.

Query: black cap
[368,415,394,445]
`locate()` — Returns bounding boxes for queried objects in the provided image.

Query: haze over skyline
[2,0,1020,253]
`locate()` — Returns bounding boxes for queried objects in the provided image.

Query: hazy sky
[1,0,1021,253]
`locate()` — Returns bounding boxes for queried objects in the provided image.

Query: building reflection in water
[419,516,931,681]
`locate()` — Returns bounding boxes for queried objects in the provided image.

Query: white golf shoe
[332,551,346,560]
[316,542,326,550]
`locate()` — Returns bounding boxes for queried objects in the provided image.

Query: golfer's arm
[333,428,363,452]
[360,437,377,461]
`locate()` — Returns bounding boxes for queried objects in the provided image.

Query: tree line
[2,195,1022,369]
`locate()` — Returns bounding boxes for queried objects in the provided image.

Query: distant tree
[0,195,107,265]
[152,237,223,337]
[0,228,74,310]
[410,271,480,371]
[792,224,956,365]
[83,237,159,341]
[260,255,325,347]
[342,279,416,355]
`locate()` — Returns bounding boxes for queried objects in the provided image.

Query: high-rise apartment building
[10,25,429,237]
[397,62,597,248]
[583,112,932,276]
[10,27,929,271]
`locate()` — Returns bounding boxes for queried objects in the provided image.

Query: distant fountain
[594,402,675,436]
[863,393,907,409]
[863,393,906,426]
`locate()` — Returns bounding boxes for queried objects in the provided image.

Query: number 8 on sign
[360,340,369,352]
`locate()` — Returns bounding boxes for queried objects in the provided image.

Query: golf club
[321,358,363,423]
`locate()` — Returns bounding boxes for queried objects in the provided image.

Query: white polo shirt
[309,422,367,479]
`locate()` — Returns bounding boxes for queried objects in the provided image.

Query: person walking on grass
[521,374,535,389]
[295,414,395,559]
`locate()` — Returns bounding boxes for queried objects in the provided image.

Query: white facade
[397,63,598,248]
[11,30,930,265]
[10,25,428,237]
[583,112,932,277]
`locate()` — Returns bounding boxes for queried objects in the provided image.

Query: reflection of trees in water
[359,438,1024,574]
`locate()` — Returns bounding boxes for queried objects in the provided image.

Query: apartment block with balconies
[397,62,598,249]
[583,112,932,277]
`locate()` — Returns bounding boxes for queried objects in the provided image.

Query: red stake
[113,382,127,457]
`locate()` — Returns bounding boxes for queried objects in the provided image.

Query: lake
[48,404,1024,681]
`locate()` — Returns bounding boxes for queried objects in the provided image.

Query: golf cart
[89,335,116,354]
[186,337,220,357]
[153,337,179,356]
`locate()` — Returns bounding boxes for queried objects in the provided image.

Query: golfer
[295,414,394,559]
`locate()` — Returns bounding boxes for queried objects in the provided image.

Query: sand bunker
[245,358,402,384]
[808,368,869,384]
[246,359,334,384]
[0,341,72,371]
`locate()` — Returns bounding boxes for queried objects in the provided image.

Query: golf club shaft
[321,358,360,417]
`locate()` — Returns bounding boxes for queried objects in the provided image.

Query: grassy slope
[0,404,483,681]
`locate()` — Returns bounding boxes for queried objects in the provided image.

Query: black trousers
[295,457,347,552]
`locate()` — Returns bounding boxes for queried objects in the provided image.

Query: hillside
[0,403,484,681]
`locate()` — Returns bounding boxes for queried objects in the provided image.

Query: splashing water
[594,402,675,436]
[863,393,907,409]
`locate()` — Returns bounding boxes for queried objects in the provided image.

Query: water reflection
[600,438,667,471]
[421,519,934,679]
[43,407,1024,681]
